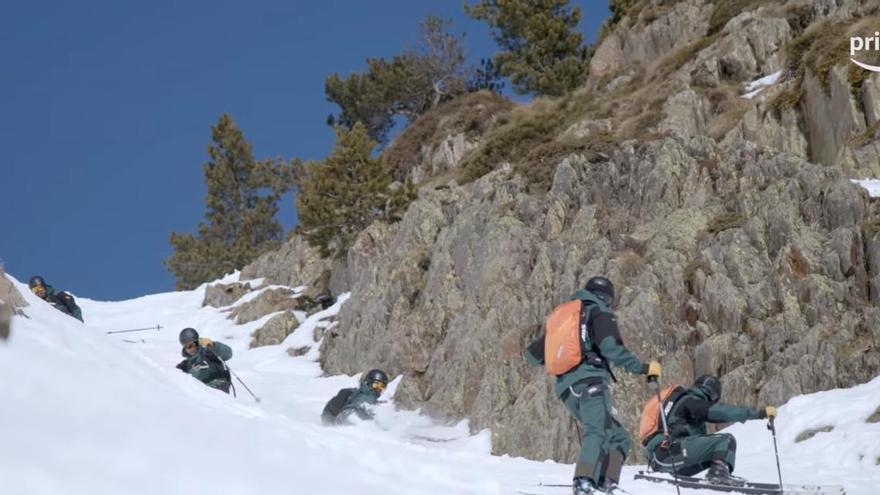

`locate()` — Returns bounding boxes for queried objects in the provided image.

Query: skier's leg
[562,380,609,486]
[714,433,737,471]
[603,417,630,486]
[651,435,721,477]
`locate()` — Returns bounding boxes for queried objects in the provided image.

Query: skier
[321,369,389,426]
[28,275,83,322]
[525,276,662,495]
[175,327,234,393]
[642,375,777,484]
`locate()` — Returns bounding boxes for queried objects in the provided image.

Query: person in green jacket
[525,276,662,495]
[644,375,777,485]
[29,275,83,322]
[175,327,234,394]
[321,369,389,426]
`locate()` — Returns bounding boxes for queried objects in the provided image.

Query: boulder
[250,311,301,348]
[203,282,251,308]
[228,288,300,324]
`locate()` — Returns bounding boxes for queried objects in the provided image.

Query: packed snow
[742,70,784,99]
[1,274,878,494]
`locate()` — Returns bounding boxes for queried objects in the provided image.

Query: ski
[634,471,845,495]
[536,482,633,494]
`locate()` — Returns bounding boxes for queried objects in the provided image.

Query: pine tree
[465,0,590,96]
[165,114,293,289]
[325,16,477,143]
[295,123,415,258]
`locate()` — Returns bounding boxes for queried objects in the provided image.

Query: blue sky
[1,1,610,301]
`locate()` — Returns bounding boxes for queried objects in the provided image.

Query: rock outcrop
[227,288,301,324]
[250,310,301,348]
[241,235,338,294]
[203,282,252,308]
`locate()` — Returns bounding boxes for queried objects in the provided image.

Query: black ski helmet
[28,275,46,289]
[179,327,200,346]
[585,276,615,307]
[362,369,389,393]
[694,375,722,403]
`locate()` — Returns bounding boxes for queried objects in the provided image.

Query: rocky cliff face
[248,0,880,463]
[320,135,880,461]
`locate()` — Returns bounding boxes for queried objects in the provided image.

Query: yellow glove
[762,406,777,419]
[646,361,662,379]
[199,337,214,347]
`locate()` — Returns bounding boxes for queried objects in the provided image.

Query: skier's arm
[345,394,376,420]
[351,404,375,420]
[592,312,646,375]
[706,403,761,423]
[58,292,78,314]
[205,340,233,361]
[523,335,545,366]
[682,397,760,423]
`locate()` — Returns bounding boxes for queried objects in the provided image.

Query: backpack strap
[577,292,617,382]
[662,387,689,436]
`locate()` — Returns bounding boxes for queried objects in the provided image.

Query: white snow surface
[852,178,880,198]
[1,275,878,494]
[742,70,784,99]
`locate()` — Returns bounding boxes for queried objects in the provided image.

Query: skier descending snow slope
[0,273,878,494]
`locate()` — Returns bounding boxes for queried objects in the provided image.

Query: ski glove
[176,360,191,372]
[645,361,662,379]
[759,406,777,419]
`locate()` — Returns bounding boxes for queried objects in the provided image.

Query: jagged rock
[287,346,310,357]
[0,268,28,311]
[618,1,710,73]
[410,133,479,185]
[250,311,301,348]
[715,14,790,81]
[0,268,27,342]
[228,288,300,324]
[241,235,335,293]
[0,300,10,341]
[660,89,710,135]
[803,67,862,167]
[589,33,624,80]
[203,282,251,308]
[299,271,334,309]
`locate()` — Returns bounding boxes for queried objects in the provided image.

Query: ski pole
[768,416,784,492]
[106,324,162,335]
[229,367,261,403]
[650,377,682,495]
[205,346,259,403]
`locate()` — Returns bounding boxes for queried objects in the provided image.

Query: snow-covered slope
[0,275,877,494]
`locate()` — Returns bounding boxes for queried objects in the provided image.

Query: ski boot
[705,460,746,486]
[600,481,630,495]
[572,477,607,495]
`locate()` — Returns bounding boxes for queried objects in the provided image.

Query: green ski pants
[561,378,630,485]
[649,433,737,476]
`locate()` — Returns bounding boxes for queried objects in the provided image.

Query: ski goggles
[183,341,199,352]
[30,285,46,296]
[370,380,387,393]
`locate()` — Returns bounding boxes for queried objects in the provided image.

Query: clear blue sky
[1,1,610,301]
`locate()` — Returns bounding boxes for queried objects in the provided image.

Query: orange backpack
[638,384,685,445]
[544,300,584,375]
